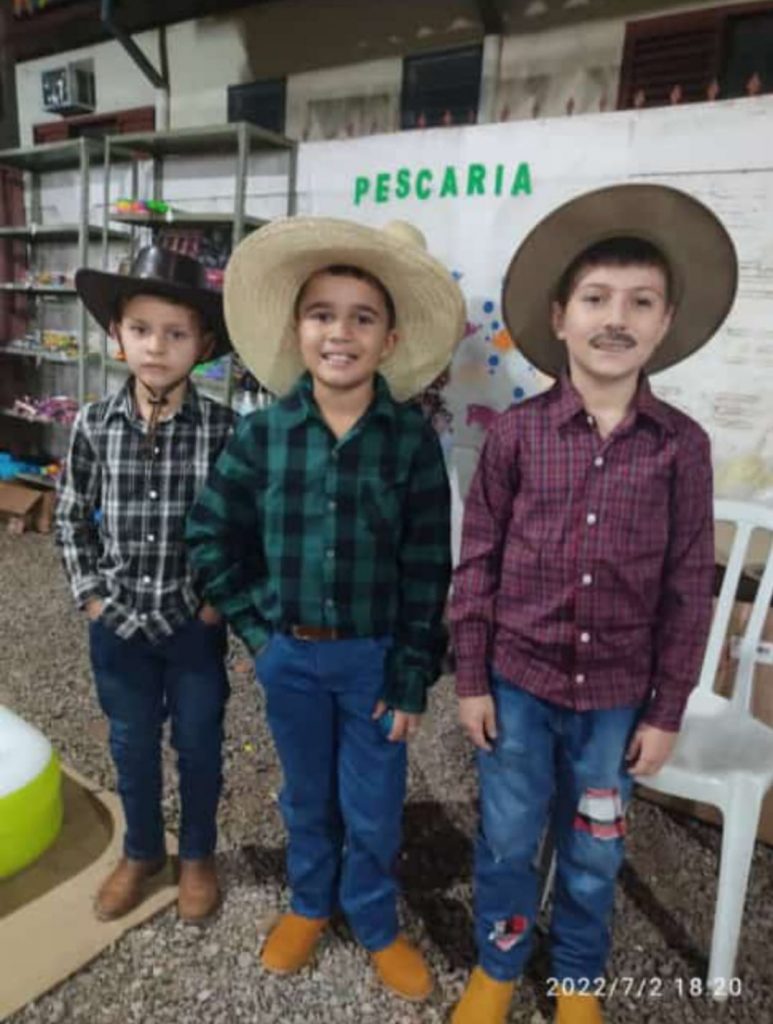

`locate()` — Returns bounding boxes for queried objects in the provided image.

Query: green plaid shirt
[186,372,451,711]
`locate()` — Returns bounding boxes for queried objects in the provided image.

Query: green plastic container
[0,706,63,879]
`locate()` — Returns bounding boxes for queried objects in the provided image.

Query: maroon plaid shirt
[450,374,714,731]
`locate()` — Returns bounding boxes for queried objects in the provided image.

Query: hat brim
[224,217,466,401]
[75,268,231,362]
[501,183,738,378]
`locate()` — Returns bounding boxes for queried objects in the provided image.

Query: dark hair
[111,289,209,334]
[294,264,397,329]
[553,236,674,308]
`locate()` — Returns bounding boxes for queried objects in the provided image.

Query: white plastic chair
[641,498,773,997]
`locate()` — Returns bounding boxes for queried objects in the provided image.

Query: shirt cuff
[641,692,688,732]
[228,611,270,654]
[454,664,492,699]
[73,577,109,608]
[450,620,491,697]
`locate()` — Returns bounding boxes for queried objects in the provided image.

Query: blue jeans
[256,633,406,952]
[89,617,229,861]
[475,672,639,983]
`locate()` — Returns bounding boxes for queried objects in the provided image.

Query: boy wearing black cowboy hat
[187,217,465,1000]
[55,246,235,923]
[450,184,737,1024]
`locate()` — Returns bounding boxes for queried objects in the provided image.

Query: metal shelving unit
[101,122,297,405]
[0,137,111,463]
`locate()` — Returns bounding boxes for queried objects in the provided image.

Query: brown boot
[177,857,221,923]
[261,913,329,974]
[371,935,433,1002]
[452,966,516,1023]
[94,856,166,921]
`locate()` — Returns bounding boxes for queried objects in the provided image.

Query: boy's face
[294,271,397,394]
[551,263,673,386]
[113,294,213,390]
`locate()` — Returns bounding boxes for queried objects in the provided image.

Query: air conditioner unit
[41,60,96,116]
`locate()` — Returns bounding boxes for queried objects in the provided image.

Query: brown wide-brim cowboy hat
[75,246,231,362]
[502,183,738,378]
[224,217,467,401]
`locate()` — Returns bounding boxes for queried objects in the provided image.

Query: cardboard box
[0,480,55,534]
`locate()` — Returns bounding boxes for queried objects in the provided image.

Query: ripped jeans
[474,671,640,983]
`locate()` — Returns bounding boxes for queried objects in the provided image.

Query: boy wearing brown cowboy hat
[449,184,737,1024]
[186,217,465,1000]
[56,246,235,923]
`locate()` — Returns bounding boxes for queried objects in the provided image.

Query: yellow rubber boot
[451,966,516,1024]
[260,912,328,974]
[371,935,433,1001]
[555,991,605,1024]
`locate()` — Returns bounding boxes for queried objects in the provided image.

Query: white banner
[297,97,773,505]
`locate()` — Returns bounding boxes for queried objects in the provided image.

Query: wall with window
[12,0,772,147]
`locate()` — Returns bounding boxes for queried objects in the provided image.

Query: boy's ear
[108,320,125,355]
[654,303,675,348]
[550,301,566,340]
[380,328,399,362]
[198,332,216,365]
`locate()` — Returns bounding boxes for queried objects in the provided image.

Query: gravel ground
[2,530,771,1024]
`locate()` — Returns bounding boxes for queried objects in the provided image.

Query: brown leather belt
[289,624,340,642]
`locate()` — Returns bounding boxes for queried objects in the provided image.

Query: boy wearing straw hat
[56,246,235,923]
[186,217,465,1000]
[449,184,737,1024]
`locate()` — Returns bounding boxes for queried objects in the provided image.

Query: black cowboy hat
[75,245,231,362]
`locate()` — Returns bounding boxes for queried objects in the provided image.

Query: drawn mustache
[589,330,636,349]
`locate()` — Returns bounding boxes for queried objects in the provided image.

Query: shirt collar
[283,371,397,427]
[550,372,676,436]
[104,376,203,426]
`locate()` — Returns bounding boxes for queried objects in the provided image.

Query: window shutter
[618,10,723,108]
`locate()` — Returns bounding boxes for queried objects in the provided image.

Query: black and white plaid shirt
[55,378,236,642]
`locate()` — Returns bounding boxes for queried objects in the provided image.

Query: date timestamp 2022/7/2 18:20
[545,976,743,999]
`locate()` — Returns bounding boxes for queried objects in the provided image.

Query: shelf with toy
[110,202,266,232]
[0,224,126,242]
[0,395,79,426]
[1,331,94,363]
[0,283,77,295]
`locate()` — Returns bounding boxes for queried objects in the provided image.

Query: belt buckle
[290,624,338,642]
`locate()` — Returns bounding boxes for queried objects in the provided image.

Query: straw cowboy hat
[223,217,467,400]
[75,246,231,361]
[501,183,738,378]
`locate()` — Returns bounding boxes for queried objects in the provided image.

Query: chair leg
[708,786,763,998]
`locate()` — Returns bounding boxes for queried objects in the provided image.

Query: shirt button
[586,414,595,427]
[580,631,591,643]
[147,534,156,542]
[325,597,334,608]
[154,447,161,456]
[575,673,586,684]
[326,548,334,559]
[142,575,152,584]
[594,455,604,468]
[582,573,593,586]
[586,512,597,525]
[149,490,158,500]
[331,451,339,461]
[327,499,337,511]
[139,613,148,623]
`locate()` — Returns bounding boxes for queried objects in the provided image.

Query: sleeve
[449,421,519,698]
[644,427,715,731]
[185,415,270,652]
[54,409,107,608]
[381,424,452,714]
